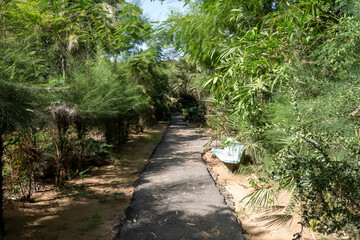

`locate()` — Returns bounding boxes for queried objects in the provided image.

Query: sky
[139,0,187,22]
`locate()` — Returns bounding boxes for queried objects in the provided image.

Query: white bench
[212,138,244,172]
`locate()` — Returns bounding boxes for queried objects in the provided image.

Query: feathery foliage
[164,0,360,238]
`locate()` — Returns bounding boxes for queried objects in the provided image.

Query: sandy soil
[203,151,324,240]
[3,123,168,240]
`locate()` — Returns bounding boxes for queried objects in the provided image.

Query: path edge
[113,121,171,239]
[202,149,249,238]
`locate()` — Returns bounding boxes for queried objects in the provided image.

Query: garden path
[116,116,246,240]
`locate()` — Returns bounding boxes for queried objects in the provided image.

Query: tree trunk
[75,120,85,170]
[105,121,114,144]
[27,173,32,202]
[60,53,66,80]
[55,124,68,186]
[0,134,6,235]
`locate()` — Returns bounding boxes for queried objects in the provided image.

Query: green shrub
[182,106,206,123]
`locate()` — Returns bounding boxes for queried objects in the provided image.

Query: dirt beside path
[203,151,325,240]
[4,122,168,240]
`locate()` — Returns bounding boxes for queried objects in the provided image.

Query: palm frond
[256,214,293,228]
[241,188,278,211]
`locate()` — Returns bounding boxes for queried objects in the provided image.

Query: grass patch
[56,183,94,200]
[117,158,131,166]
[139,132,162,144]
[97,191,126,202]
[79,212,102,235]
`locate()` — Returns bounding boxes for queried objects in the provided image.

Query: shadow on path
[115,116,245,240]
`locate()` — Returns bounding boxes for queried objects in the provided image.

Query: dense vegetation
[1,0,360,238]
[0,0,200,235]
[161,0,360,238]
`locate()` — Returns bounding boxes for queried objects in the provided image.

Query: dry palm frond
[256,214,293,228]
[259,205,286,214]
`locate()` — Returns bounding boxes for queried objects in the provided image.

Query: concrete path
[116,116,245,240]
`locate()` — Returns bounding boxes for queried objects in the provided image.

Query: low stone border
[202,149,246,233]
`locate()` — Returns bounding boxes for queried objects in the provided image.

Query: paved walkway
[116,116,245,240]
